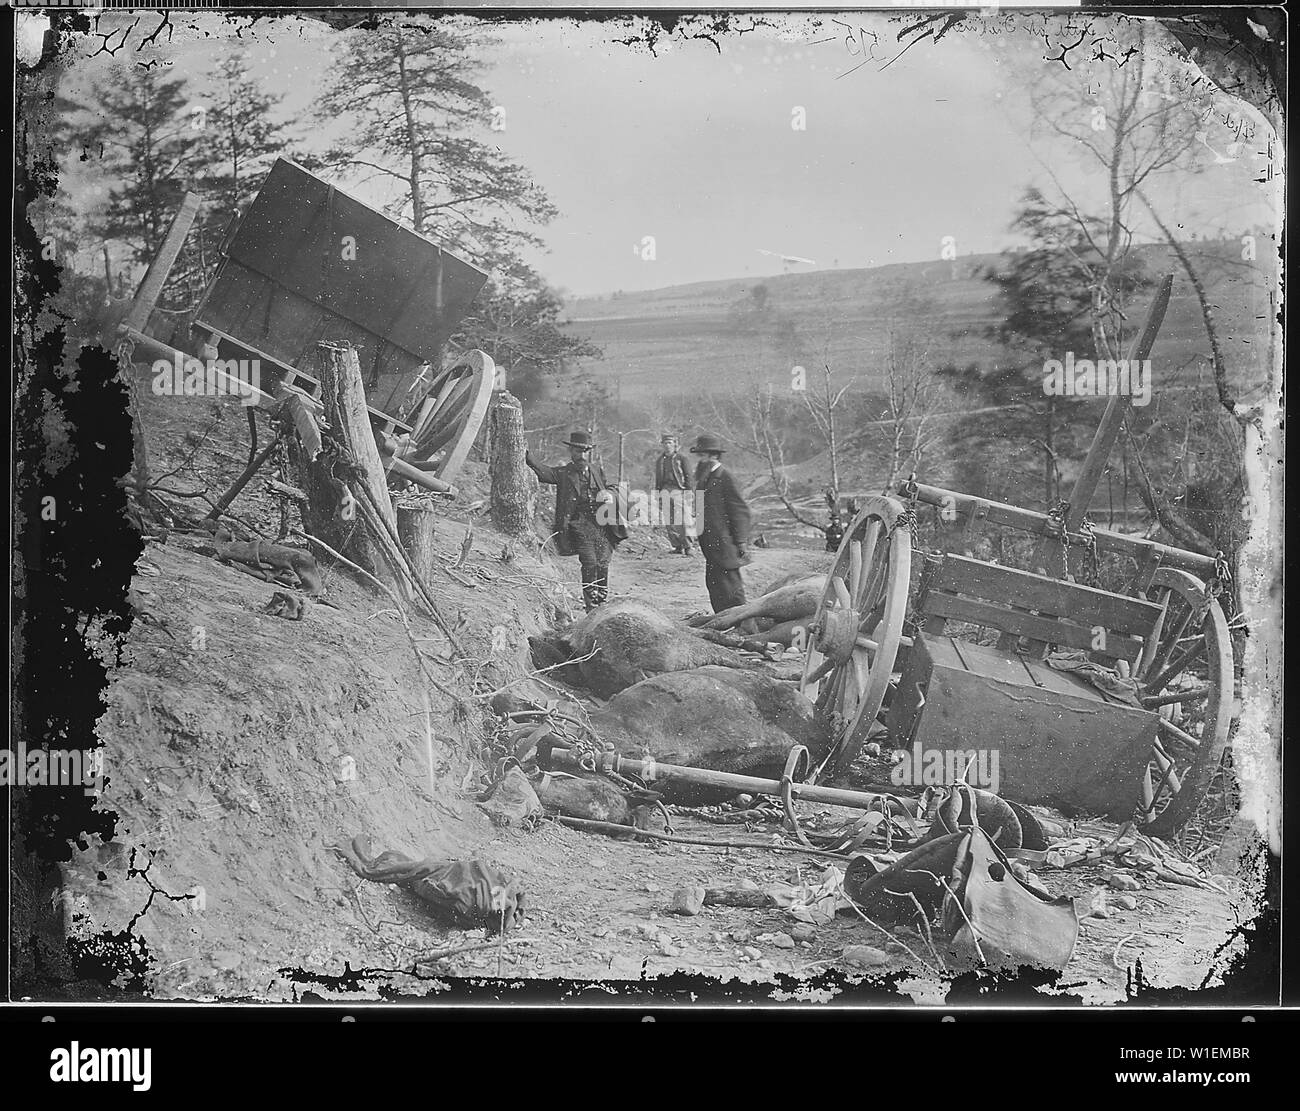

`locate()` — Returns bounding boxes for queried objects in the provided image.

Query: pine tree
[314,19,556,270]
[66,68,201,267]
[204,50,288,217]
[172,50,289,303]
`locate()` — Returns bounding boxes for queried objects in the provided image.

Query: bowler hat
[689,433,726,454]
[563,431,594,449]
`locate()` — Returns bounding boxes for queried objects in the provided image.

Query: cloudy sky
[37,10,1276,296]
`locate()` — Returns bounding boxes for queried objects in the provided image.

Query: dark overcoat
[528,456,629,557]
[696,464,753,570]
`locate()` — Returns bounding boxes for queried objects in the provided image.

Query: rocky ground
[23,388,1266,1006]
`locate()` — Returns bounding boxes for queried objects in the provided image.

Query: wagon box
[194,157,489,419]
[888,634,1159,816]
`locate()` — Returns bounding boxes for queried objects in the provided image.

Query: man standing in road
[527,431,628,611]
[653,433,696,555]
[689,433,755,630]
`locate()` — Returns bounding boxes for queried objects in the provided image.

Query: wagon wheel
[800,496,912,780]
[406,350,495,480]
[1132,567,1235,837]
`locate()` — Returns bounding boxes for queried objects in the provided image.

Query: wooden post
[120,192,201,335]
[489,390,535,536]
[116,192,202,504]
[1035,274,1174,576]
[284,343,408,592]
[397,505,438,584]
[1066,274,1174,531]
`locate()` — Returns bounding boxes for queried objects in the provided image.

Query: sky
[34,9,1278,297]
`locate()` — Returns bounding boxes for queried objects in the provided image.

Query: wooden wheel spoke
[1148,599,1196,678]
[848,540,863,603]
[1157,716,1201,751]
[1147,638,1207,696]
[1142,686,1210,709]
[854,522,882,606]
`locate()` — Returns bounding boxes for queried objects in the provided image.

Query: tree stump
[285,343,408,595]
[489,390,535,537]
[397,505,438,585]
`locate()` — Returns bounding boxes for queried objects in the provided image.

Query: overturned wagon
[119,158,497,490]
[801,275,1234,837]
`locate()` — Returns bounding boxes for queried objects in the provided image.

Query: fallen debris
[668,886,706,916]
[333,835,525,934]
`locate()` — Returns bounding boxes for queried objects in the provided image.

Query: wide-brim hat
[689,433,726,454]
[563,431,594,449]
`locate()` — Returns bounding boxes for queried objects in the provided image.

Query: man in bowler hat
[689,433,755,629]
[526,431,628,611]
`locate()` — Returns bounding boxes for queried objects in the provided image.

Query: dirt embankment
[28,389,1258,1004]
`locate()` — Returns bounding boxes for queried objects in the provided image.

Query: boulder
[570,602,740,698]
[591,665,829,802]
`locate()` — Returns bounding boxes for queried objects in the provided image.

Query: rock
[743,945,763,960]
[735,794,754,808]
[477,767,543,828]
[841,945,891,969]
[790,924,816,943]
[1112,894,1139,910]
[658,940,681,958]
[592,666,829,802]
[534,771,630,825]
[570,602,741,697]
[1087,890,1112,919]
[668,886,705,916]
[757,959,773,970]
[730,929,752,943]
[1108,872,1141,891]
[772,932,796,949]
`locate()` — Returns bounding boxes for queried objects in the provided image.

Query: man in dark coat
[653,433,696,555]
[526,431,628,611]
[689,433,755,629]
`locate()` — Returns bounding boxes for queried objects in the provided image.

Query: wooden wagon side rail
[901,481,1217,577]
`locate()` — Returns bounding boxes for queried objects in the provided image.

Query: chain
[1077,514,1101,588]
[1047,499,1073,581]
[1208,551,1232,604]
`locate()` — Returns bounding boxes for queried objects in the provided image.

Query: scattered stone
[864,742,881,757]
[710,931,724,944]
[1108,873,1141,892]
[658,940,681,958]
[743,945,763,960]
[668,886,706,916]
[841,945,890,969]
[771,932,796,950]
[731,929,752,943]
[736,794,754,808]
[1112,894,1139,911]
[798,941,812,950]
[1087,890,1112,919]
[790,924,816,943]
[757,959,773,970]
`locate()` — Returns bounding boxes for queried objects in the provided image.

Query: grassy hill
[563,241,1274,410]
